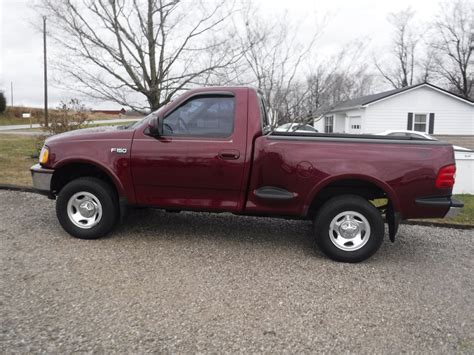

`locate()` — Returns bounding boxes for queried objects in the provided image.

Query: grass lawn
[0,135,40,186]
[0,111,139,126]
[422,194,473,225]
[0,133,473,225]
[0,116,40,126]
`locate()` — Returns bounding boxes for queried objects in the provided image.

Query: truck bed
[245,131,455,219]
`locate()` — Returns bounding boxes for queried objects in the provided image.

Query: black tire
[314,195,384,263]
[56,177,119,239]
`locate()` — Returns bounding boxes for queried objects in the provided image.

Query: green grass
[0,135,41,186]
[0,115,40,126]
[0,111,138,126]
[426,194,473,225]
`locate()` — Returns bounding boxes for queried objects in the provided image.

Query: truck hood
[45,125,135,145]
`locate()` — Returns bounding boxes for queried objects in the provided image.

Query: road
[1,190,473,353]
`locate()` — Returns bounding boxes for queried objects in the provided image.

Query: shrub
[42,98,90,135]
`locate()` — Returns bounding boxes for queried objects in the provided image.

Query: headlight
[39,146,49,165]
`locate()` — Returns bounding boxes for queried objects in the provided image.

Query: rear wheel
[314,195,384,262]
[56,177,118,239]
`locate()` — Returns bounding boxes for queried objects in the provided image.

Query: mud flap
[386,203,400,243]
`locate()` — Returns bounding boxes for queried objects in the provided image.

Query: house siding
[363,86,473,135]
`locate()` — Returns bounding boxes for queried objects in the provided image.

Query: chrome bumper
[30,164,54,193]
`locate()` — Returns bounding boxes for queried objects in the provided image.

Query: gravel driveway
[1,190,473,353]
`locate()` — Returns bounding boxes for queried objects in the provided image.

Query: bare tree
[37,0,242,112]
[417,47,437,83]
[375,8,419,88]
[232,6,322,126]
[307,43,375,109]
[430,0,473,99]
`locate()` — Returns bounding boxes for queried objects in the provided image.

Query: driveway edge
[402,220,474,230]
[0,184,38,194]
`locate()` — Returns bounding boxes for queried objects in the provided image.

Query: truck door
[131,90,248,212]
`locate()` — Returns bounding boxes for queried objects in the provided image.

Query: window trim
[412,113,428,133]
[162,93,236,139]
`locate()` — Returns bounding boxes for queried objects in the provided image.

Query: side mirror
[147,115,164,137]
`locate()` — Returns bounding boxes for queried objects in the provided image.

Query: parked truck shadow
[115,207,319,256]
[113,208,426,263]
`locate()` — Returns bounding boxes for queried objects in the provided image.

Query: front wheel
[314,195,384,263]
[56,177,119,239]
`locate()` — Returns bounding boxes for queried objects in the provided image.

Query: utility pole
[10,81,13,107]
[43,16,48,127]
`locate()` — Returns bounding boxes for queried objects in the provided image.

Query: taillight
[435,164,456,188]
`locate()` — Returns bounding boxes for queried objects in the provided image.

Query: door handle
[218,150,240,160]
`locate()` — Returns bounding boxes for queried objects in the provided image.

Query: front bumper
[30,164,54,194]
[415,196,464,218]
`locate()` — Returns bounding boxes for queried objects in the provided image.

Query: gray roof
[327,83,473,113]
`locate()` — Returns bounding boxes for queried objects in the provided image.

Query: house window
[413,114,427,132]
[324,116,334,133]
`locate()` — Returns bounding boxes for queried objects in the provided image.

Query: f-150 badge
[110,148,127,154]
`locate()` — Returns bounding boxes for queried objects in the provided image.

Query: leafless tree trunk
[37,0,242,112]
[374,8,419,89]
[430,0,473,99]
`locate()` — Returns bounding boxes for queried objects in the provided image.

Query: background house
[314,83,474,148]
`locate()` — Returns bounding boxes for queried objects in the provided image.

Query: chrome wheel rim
[67,192,103,229]
[329,211,371,251]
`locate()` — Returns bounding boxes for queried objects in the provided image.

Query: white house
[314,83,474,138]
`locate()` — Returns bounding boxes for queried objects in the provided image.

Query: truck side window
[163,96,235,138]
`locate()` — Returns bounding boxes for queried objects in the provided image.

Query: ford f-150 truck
[31,87,463,262]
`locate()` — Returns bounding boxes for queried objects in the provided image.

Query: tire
[56,177,119,239]
[314,195,384,263]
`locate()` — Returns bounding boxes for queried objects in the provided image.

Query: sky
[0,0,439,109]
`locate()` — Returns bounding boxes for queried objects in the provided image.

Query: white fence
[453,150,474,194]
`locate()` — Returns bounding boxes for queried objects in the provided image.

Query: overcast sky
[0,0,439,109]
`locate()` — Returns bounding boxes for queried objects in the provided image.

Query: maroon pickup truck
[31,87,463,262]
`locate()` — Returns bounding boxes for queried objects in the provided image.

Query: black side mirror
[147,115,164,137]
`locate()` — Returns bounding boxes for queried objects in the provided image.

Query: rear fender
[304,174,401,216]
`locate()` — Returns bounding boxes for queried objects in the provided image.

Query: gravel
[1,190,473,353]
